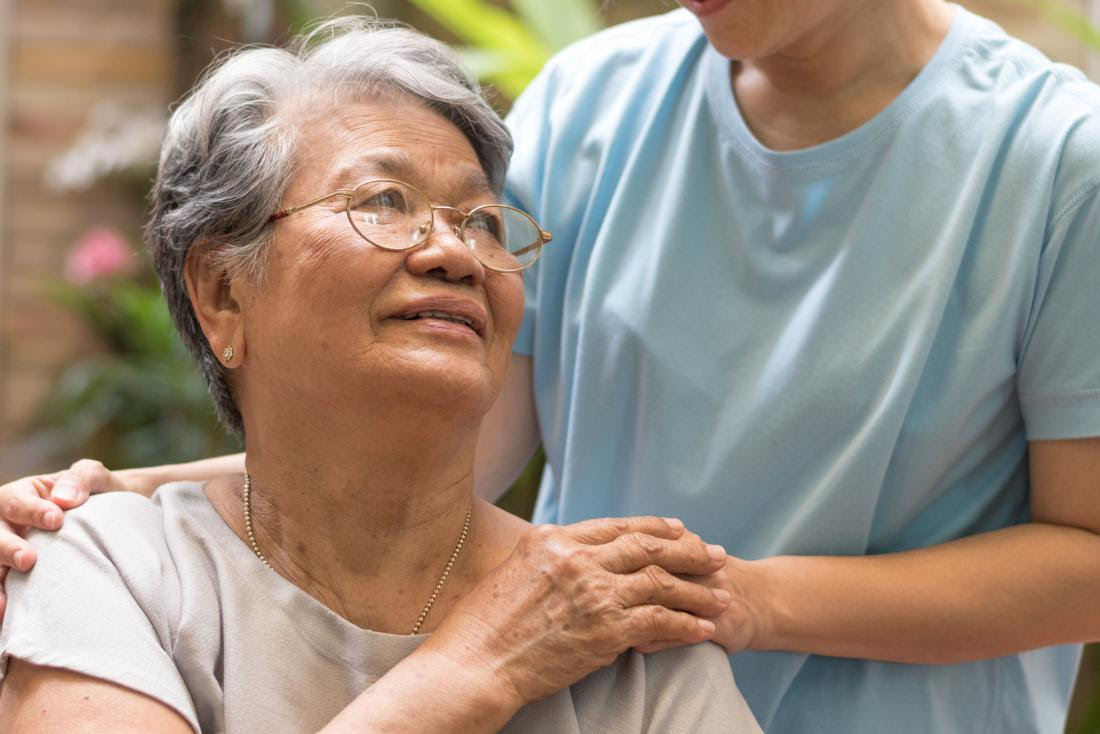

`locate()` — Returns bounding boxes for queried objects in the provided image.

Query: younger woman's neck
[733,0,955,150]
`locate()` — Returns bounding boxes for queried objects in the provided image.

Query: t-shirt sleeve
[0,494,199,732]
[1017,181,1100,440]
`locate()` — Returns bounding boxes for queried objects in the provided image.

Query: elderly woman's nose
[404,214,486,285]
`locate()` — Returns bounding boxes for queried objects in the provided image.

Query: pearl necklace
[242,472,472,635]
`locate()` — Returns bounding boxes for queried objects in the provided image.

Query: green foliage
[1012,0,1100,50]
[406,0,600,98]
[37,276,238,470]
[494,446,545,520]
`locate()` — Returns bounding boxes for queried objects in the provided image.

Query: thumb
[50,459,110,509]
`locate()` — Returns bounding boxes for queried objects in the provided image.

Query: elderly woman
[0,19,761,733]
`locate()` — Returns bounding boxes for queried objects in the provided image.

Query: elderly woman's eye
[360,188,409,212]
[466,210,503,238]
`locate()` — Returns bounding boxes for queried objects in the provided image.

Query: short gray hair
[146,16,513,437]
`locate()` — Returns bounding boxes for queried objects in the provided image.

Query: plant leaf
[510,0,601,51]
[453,46,542,99]
[1010,0,1100,50]
[406,0,550,69]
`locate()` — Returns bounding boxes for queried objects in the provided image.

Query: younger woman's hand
[686,555,772,656]
[0,459,124,621]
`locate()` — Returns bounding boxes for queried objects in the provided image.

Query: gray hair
[146,16,513,437]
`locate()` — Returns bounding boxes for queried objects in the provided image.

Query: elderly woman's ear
[184,243,245,367]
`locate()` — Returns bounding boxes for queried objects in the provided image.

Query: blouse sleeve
[0,493,199,732]
[564,643,763,732]
[638,643,763,733]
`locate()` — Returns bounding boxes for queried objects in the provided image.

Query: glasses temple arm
[510,232,552,258]
[268,191,355,223]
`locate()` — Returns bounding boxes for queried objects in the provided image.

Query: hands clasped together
[0,460,763,706]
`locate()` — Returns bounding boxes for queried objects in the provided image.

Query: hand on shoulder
[0,459,132,621]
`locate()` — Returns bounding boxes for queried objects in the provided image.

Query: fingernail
[697,619,716,635]
[42,509,61,530]
[52,484,77,503]
[13,550,25,571]
[712,588,731,605]
[707,544,727,562]
[662,517,684,532]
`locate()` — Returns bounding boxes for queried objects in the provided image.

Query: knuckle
[571,544,598,567]
[643,606,665,637]
[679,530,703,548]
[72,458,106,475]
[0,534,19,557]
[1,495,24,520]
[628,532,662,555]
[603,517,630,535]
[677,533,708,561]
[643,564,674,592]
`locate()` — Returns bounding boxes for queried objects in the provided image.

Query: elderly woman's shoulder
[27,481,207,573]
[551,642,761,733]
[502,641,760,732]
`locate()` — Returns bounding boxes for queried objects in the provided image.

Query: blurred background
[0,0,1096,730]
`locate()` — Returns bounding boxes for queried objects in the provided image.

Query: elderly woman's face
[238,98,524,419]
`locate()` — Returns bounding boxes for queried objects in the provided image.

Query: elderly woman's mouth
[395,300,487,336]
[402,310,476,330]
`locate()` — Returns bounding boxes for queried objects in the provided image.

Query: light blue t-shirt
[506,6,1100,733]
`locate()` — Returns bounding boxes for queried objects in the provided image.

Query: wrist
[114,467,163,497]
[733,556,785,652]
[396,640,524,731]
[324,641,522,734]
[419,631,526,722]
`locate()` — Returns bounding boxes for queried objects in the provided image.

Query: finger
[0,522,37,572]
[634,640,691,655]
[1,488,63,531]
[623,605,716,650]
[50,459,110,508]
[599,531,726,576]
[563,516,685,545]
[616,565,731,617]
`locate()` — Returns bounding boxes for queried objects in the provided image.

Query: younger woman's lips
[682,0,732,18]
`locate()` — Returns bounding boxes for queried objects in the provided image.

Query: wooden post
[0,0,12,442]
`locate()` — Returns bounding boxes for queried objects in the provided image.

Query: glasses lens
[347,180,431,250]
[462,206,543,271]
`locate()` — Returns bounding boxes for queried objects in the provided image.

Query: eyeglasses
[269,178,552,272]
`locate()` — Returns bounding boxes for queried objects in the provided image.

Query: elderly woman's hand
[421,516,731,709]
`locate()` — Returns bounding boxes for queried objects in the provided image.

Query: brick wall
[0,0,171,455]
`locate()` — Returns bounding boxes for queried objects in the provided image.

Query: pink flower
[64,227,136,285]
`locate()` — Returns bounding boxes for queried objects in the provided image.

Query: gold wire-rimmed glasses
[269,178,552,272]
